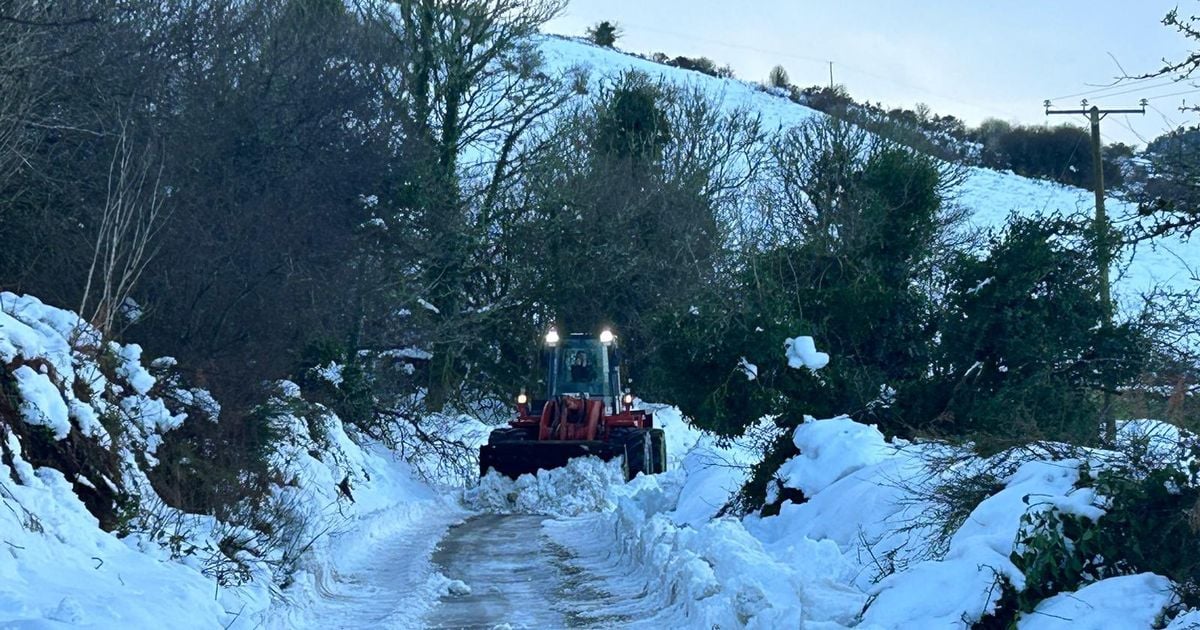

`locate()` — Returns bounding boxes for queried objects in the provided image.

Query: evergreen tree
[586,20,621,47]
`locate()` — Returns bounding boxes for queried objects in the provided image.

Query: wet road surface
[421,514,627,629]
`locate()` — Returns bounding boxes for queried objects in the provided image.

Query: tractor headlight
[599,328,614,345]
[545,328,560,346]
[622,393,633,405]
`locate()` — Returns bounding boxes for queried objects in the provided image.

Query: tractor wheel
[486,427,535,445]
[610,428,652,479]
[649,428,666,474]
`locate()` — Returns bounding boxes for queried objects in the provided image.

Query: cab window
[557,340,606,395]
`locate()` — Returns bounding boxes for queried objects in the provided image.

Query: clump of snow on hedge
[114,342,155,394]
[784,335,829,370]
[12,364,71,439]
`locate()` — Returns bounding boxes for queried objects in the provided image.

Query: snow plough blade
[479,440,625,479]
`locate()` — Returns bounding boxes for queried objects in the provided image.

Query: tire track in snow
[422,514,640,629]
[273,507,466,629]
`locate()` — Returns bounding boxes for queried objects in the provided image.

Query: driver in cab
[569,351,595,382]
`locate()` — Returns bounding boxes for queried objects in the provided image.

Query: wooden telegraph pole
[1045,98,1145,442]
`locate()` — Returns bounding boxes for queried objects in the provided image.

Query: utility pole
[1045,98,1145,443]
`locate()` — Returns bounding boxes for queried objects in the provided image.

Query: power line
[1142,86,1200,101]
[1050,75,1178,101]
[1148,103,1179,130]
[1071,81,1199,102]
[1113,115,1150,145]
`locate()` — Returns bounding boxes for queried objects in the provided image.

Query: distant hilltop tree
[587,20,621,47]
[768,65,789,88]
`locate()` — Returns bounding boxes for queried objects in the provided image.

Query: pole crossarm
[1046,108,1147,116]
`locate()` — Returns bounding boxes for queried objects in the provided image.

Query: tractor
[479,327,666,480]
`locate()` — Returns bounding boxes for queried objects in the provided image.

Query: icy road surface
[423,514,633,629]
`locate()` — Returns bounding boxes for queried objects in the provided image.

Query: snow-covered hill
[536,35,1199,301]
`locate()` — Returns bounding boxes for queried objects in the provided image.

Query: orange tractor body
[478,329,666,480]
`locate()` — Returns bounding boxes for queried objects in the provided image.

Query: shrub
[586,20,621,47]
[665,55,733,78]
[920,215,1149,445]
[768,64,789,88]
[983,427,1200,626]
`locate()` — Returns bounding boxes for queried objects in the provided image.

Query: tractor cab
[479,326,665,481]
[544,331,624,413]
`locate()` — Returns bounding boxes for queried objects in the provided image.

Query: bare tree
[1141,6,1200,112]
[0,4,51,190]
[1123,5,1200,238]
[78,117,169,339]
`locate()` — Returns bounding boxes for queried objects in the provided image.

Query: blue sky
[544,1,1198,147]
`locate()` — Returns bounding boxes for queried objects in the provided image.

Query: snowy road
[422,514,632,629]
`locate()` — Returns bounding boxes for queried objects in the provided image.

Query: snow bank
[538,460,863,628]
[476,402,1187,628]
[464,457,628,517]
[861,458,1097,628]
[1,293,267,628]
[0,292,457,628]
[1020,573,1176,630]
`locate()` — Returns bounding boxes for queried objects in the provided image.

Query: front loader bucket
[479,440,625,480]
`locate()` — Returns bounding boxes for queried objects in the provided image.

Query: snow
[777,416,895,497]
[457,403,1185,628]
[785,336,830,371]
[5,32,1198,630]
[860,458,1099,628]
[1020,573,1176,630]
[312,360,344,386]
[431,574,473,597]
[465,457,628,517]
[119,296,144,323]
[5,282,1185,629]
[0,292,465,629]
[12,364,71,439]
[380,346,434,361]
[738,356,758,380]
[114,342,155,395]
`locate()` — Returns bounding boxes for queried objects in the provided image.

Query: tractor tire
[610,428,652,479]
[486,427,536,445]
[649,428,667,474]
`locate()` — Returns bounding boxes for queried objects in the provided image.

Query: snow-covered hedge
[0,292,449,627]
[464,407,1195,628]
